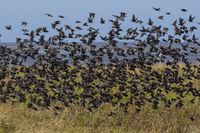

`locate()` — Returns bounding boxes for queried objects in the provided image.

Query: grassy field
[0,63,200,133]
[1,102,200,133]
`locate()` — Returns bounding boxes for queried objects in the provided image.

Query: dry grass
[1,102,200,133]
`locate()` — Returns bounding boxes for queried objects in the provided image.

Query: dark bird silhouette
[152,7,160,11]
[5,25,12,30]
[166,12,171,15]
[76,20,82,23]
[189,14,195,22]
[100,17,105,24]
[131,14,138,22]
[148,18,153,25]
[88,12,95,23]
[89,12,95,18]
[181,8,188,12]
[21,21,28,26]
[158,16,164,20]
[44,13,53,17]
[58,15,65,19]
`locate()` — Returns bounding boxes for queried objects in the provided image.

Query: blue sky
[0,0,200,42]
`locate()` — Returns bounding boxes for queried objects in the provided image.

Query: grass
[0,102,200,133]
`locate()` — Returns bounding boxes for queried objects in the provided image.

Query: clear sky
[0,0,200,42]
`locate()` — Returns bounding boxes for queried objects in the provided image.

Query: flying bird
[181,8,188,12]
[44,13,53,17]
[100,17,105,24]
[5,25,12,30]
[58,15,65,19]
[152,7,160,11]
[189,14,195,22]
[21,21,28,26]
[166,12,171,15]
[158,16,164,20]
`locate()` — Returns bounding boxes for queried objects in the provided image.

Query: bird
[158,16,164,20]
[152,7,160,11]
[89,12,95,18]
[148,18,153,25]
[181,8,188,12]
[188,14,195,22]
[44,13,53,17]
[166,12,171,15]
[58,15,64,19]
[75,26,82,30]
[5,25,12,30]
[76,20,82,23]
[100,17,105,24]
[131,14,138,22]
[21,21,28,26]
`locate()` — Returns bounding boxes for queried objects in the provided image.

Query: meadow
[0,101,200,133]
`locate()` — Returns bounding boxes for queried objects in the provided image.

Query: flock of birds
[0,7,200,113]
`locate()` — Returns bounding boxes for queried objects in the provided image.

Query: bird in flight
[166,12,171,15]
[181,8,188,12]
[44,13,53,17]
[21,21,28,26]
[152,7,160,11]
[5,25,12,30]
[158,16,164,20]
[100,17,105,24]
[189,15,195,22]
[58,15,65,19]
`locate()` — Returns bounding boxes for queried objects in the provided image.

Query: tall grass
[0,102,200,133]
